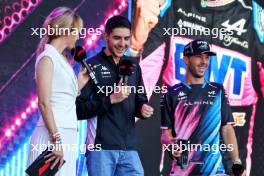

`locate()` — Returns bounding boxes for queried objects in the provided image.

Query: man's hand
[131,0,163,50]
[78,67,90,91]
[141,104,154,118]
[110,78,130,104]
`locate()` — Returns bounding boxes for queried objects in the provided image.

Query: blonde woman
[27,7,89,175]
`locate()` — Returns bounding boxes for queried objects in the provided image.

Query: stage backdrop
[0,0,264,176]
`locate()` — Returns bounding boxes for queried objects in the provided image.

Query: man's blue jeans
[86,150,144,176]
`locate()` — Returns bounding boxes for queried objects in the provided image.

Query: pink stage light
[0,0,41,43]
[11,125,15,130]
[21,112,26,119]
[121,0,126,7]
[26,107,31,113]
[5,129,12,137]
[87,39,92,45]
[15,119,21,126]
[100,25,105,30]
[0,96,38,144]
[31,101,37,108]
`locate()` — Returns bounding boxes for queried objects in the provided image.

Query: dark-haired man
[161,39,244,176]
[76,15,153,176]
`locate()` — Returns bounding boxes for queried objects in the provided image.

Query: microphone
[119,59,136,85]
[232,163,244,176]
[176,139,189,169]
[71,46,98,85]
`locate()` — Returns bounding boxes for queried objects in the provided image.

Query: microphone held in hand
[119,59,136,85]
[71,46,98,85]
[232,163,244,176]
[176,139,189,169]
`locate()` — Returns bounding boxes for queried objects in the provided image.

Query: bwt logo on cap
[183,39,216,57]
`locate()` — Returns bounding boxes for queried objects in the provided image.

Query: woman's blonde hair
[37,7,83,55]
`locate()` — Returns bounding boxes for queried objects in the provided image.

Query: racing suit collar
[182,80,208,89]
